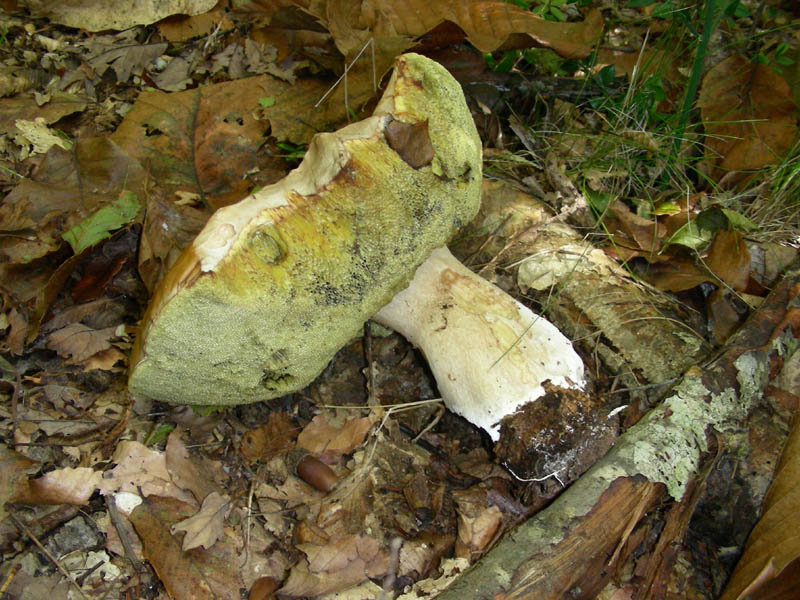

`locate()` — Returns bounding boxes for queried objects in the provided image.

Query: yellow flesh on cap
[128,53,482,405]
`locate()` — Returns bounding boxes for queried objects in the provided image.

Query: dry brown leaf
[308,0,602,125]
[105,440,197,503]
[707,288,745,345]
[129,495,241,600]
[0,445,39,521]
[0,137,146,346]
[165,427,221,502]
[398,533,456,580]
[25,0,217,32]
[82,347,126,371]
[110,78,269,203]
[10,466,103,506]
[643,256,711,293]
[46,323,119,363]
[0,92,87,140]
[172,491,231,550]
[455,504,503,562]
[453,485,505,562]
[720,413,800,599]
[0,570,70,600]
[0,137,145,266]
[157,3,234,42]
[605,199,667,258]
[296,414,376,457]
[699,55,798,179]
[240,411,297,462]
[705,229,751,291]
[326,0,603,57]
[110,72,350,184]
[280,534,389,597]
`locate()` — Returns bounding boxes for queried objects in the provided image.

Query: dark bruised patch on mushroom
[384,117,434,169]
[309,263,370,307]
[327,161,358,187]
[260,368,296,391]
[310,280,345,306]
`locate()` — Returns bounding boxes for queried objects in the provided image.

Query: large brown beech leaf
[699,55,798,180]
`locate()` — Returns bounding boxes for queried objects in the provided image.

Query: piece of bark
[435,257,800,600]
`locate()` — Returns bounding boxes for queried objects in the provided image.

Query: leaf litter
[0,1,798,599]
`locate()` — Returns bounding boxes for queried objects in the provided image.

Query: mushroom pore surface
[128,53,483,405]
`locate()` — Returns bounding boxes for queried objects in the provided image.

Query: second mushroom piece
[128,53,585,439]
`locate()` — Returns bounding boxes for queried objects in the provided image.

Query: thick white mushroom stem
[373,246,586,441]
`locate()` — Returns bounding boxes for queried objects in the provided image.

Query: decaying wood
[453,180,711,386]
[436,258,800,599]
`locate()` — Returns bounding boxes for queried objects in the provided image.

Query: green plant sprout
[276,141,306,164]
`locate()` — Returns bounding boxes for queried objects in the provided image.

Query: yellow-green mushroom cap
[128,53,482,406]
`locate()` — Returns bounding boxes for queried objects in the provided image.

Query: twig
[104,496,146,574]
[364,322,379,407]
[0,562,20,596]
[412,405,445,443]
[314,38,377,115]
[9,513,91,600]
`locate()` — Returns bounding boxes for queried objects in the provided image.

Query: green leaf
[652,200,681,215]
[146,423,175,446]
[651,1,676,18]
[627,0,657,6]
[664,219,712,250]
[721,208,757,231]
[596,64,616,87]
[258,97,276,108]
[584,187,615,214]
[694,207,729,232]
[62,191,140,254]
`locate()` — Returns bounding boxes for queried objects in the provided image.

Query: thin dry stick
[241,479,255,569]
[9,513,91,600]
[314,38,376,115]
[104,496,146,574]
[364,322,379,408]
[0,562,20,596]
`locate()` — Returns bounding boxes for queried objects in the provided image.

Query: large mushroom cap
[128,53,482,405]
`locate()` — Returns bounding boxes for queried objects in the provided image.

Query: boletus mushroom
[129,53,584,440]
